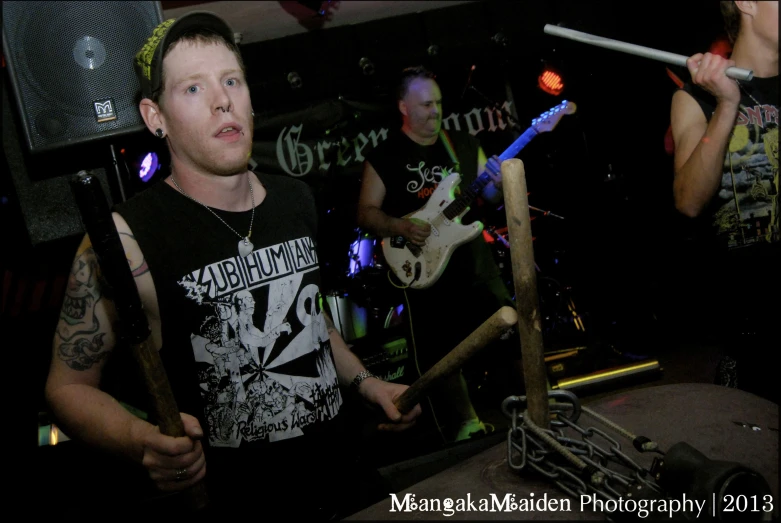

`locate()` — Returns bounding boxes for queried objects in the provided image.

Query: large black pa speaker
[1,1,164,154]
[2,76,117,247]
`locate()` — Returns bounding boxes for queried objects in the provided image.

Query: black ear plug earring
[155,128,164,138]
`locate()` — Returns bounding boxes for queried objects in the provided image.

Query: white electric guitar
[382,100,577,289]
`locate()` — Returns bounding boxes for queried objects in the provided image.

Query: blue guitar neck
[442,126,537,220]
[498,127,538,161]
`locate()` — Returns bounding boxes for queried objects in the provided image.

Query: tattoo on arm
[120,232,149,277]
[132,259,149,277]
[57,248,101,341]
[59,333,109,370]
[56,246,113,370]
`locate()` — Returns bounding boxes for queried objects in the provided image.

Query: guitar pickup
[390,235,421,257]
[390,235,406,249]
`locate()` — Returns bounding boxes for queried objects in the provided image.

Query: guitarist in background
[357,66,523,443]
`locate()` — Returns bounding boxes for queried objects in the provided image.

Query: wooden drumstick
[501,159,550,429]
[392,306,517,414]
[70,171,209,510]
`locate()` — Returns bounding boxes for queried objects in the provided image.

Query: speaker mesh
[2,1,163,153]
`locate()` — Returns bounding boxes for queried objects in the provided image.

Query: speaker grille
[2,1,163,153]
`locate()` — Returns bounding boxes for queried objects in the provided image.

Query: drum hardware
[323,273,409,380]
[343,228,403,312]
[322,291,369,343]
[324,291,406,341]
[486,226,541,275]
[484,224,587,350]
[347,228,383,278]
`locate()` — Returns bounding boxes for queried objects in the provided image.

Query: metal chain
[170,172,255,242]
[523,411,590,473]
[581,406,637,441]
[580,406,661,453]
[734,78,763,108]
[504,391,672,511]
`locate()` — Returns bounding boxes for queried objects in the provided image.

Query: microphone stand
[109,143,127,203]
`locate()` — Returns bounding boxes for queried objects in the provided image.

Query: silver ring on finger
[175,467,187,482]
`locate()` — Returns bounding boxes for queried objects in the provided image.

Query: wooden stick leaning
[393,306,518,414]
[501,159,550,429]
[69,171,210,510]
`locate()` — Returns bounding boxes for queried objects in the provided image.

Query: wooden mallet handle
[393,306,517,414]
[501,158,550,429]
[69,171,210,510]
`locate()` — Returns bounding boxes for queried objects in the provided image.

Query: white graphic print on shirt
[177,236,342,447]
[715,103,779,248]
[405,161,451,193]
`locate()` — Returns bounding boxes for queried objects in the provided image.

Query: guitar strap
[438,128,460,173]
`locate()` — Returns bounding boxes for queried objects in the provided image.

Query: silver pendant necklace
[734,79,763,107]
[170,172,256,258]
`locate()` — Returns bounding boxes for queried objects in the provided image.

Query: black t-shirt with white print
[114,172,356,516]
[682,75,779,251]
[366,128,502,286]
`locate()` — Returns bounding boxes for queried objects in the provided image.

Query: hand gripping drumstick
[392,306,518,414]
[544,25,754,81]
[69,171,210,511]
[501,159,550,429]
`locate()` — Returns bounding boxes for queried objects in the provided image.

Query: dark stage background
[4,0,728,453]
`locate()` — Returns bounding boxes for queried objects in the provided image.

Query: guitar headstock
[531,100,577,134]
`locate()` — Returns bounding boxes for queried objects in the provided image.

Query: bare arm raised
[45,213,206,492]
[671,52,742,218]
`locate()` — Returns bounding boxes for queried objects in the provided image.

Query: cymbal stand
[528,205,565,220]
[487,226,541,273]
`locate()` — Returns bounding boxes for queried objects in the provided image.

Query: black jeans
[697,244,779,404]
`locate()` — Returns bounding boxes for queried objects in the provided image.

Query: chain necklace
[170,172,256,258]
[734,78,763,107]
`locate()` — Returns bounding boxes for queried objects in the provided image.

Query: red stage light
[538,68,564,96]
